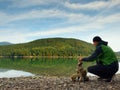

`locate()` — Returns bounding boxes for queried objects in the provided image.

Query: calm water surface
[0,58,119,77]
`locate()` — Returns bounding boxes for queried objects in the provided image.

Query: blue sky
[0,0,120,51]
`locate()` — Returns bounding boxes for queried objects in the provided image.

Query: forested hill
[0,38,94,57]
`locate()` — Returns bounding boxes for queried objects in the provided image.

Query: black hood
[96,41,108,48]
[99,40,108,46]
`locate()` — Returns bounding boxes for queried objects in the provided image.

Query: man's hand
[79,58,82,61]
[78,57,83,61]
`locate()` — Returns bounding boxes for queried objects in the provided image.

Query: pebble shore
[0,74,120,90]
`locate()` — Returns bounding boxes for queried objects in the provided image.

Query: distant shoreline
[0,56,84,59]
[0,56,119,60]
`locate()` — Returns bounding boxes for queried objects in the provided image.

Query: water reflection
[0,69,34,78]
[0,58,119,77]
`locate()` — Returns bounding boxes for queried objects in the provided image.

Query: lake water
[0,58,119,78]
[0,69,34,78]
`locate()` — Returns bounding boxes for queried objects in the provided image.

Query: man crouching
[80,36,119,82]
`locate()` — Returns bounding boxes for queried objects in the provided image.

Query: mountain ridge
[0,42,13,46]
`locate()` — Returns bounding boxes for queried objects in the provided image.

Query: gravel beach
[0,74,120,90]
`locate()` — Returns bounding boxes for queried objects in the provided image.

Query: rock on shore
[0,74,120,90]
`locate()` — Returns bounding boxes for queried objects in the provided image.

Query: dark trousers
[87,61,119,78]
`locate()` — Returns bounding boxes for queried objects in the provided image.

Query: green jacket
[98,45,117,65]
[82,41,118,65]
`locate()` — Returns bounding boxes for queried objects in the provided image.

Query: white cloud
[0,10,63,25]
[111,0,120,6]
[0,0,120,51]
[10,0,50,8]
[26,26,88,37]
[25,19,110,38]
[83,29,120,52]
[1,8,120,27]
[0,9,90,26]
[88,13,120,27]
[96,13,120,24]
[0,0,119,27]
[0,30,28,43]
[65,1,108,10]
[0,22,103,43]
[10,0,65,8]
[96,30,120,52]
[0,12,13,25]
[0,7,120,44]
[65,0,120,10]
[9,0,120,9]
[0,21,119,51]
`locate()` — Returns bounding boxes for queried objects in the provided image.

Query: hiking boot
[104,74,115,82]
[97,77,112,82]
[97,74,115,82]
[104,78,112,82]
